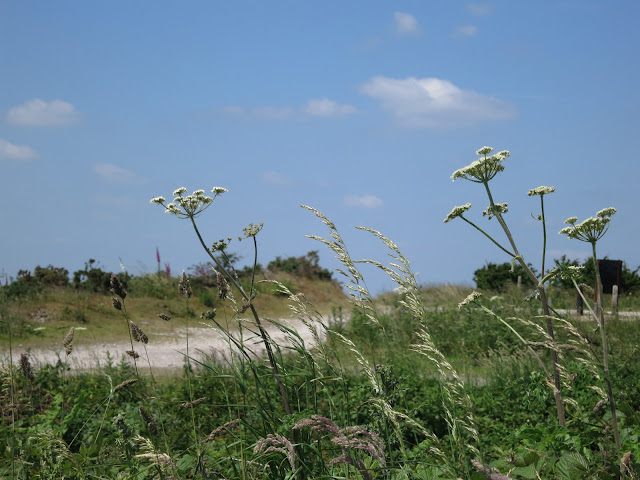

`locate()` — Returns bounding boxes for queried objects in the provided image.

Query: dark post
[576,286,584,315]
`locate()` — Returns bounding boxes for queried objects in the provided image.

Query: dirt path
[7,317,329,372]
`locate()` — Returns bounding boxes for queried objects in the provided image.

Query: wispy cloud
[0,138,39,161]
[94,163,146,184]
[465,3,495,16]
[453,25,478,37]
[262,171,292,186]
[222,98,356,120]
[303,98,357,117]
[344,194,383,209]
[393,12,421,36]
[7,99,80,126]
[360,76,517,128]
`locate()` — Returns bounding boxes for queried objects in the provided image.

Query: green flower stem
[540,195,548,277]
[188,216,293,417]
[460,217,516,258]
[483,181,566,427]
[591,243,620,451]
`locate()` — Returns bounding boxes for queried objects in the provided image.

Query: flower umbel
[150,186,228,218]
[559,208,616,244]
[482,202,508,220]
[443,203,472,223]
[527,186,555,196]
[451,147,510,183]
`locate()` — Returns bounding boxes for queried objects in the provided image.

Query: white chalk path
[4,317,331,372]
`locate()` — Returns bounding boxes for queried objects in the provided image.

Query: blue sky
[1,1,639,294]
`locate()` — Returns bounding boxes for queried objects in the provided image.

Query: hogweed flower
[150,186,228,219]
[528,185,555,196]
[451,146,510,183]
[482,202,508,220]
[443,203,472,223]
[240,222,264,240]
[559,208,616,244]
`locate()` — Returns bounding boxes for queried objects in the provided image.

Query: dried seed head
[180,397,206,408]
[110,274,127,300]
[139,406,157,433]
[63,327,75,355]
[215,270,229,299]
[126,350,140,359]
[20,353,34,382]
[130,321,149,344]
[156,313,171,321]
[114,378,138,392]
[112,297,122,310]
[205,419,240,442]
[178,270,192,298]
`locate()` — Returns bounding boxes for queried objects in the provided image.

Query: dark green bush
[473,261,536,291]
[268,250,332,281]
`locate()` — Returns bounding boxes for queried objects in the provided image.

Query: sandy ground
[5,317,330,373]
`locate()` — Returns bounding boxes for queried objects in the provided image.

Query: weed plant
[1,147,639,479]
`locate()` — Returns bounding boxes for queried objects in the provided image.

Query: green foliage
[473,261,536,291]
[552,255,640,293]
[72,258,128,294]
[268,250,333,281]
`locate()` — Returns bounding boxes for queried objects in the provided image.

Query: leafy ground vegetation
[2,147,640,479]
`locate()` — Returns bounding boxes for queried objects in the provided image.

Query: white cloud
[222,99,356,120]
[0,138,39,161]
[465,3,495,16]
[304,98,357,117]
[453,25,478,37]
[94,163,146,184]
[344,194,383,209]
[359,76,518,128]
[7,99,80,126]
[262,171,291,186]
[394,12,421,35]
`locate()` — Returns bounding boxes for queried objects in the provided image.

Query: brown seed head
[130,321,149,344]
[114,378,138,392]
[63,327,75,355]
[112,297,122,310]
[110,274,127,300]
[178,270,192,298]
[20,353,35,382]
[157,313,171,321]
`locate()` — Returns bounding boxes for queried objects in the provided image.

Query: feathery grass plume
[19,353,34,382]
[302,206,379,327]
[113,378,138,392]
[205,419,240,442]
[253,433,296,472]
[156,313,171,321]
[293,415,386,480]
[125,350,140,359]
[355,226,480,467]
[130,321,148,344]
[180,397,206,408]
[133,435,175,469]
[62,327,74,355]
[109,273,126,300]
[178,270,192,298]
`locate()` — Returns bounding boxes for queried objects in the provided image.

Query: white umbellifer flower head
[212,187,228,194]
[458,291,481,309]
[596,207,616,218]
[151,185,228,218]
[443,203,472,223]
[451,146,510,183]
[527,186,555,196]
[476,146,493,155]
[559,207,616,244]
[482,202,508,220]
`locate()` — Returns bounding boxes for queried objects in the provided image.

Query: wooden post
[576,286,584,315]
[517,275,522,289]
[612,285,619,317]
